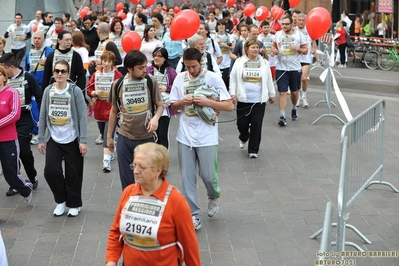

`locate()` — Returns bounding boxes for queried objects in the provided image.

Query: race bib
[281,35,296,56]
[121,78,149,116]
[7,77,26,105]
[53,50,73,70]
[14,26,25,41]
[113,38,124,53]
[243,61,261,83]
[48,88,72,126]
[184,71,206,116]
[95,42,105,60]
[260,35,274,54]
[120,185,173,251]
[38,25,50,38]
[217,34,230,54]
[95,71,114,100]
[153,69,167,86]
[29,49,45,71]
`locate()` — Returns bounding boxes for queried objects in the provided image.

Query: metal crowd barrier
[310,99,399,256]
[318,202,333,260]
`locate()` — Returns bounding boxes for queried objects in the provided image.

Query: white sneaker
[287,89,291,95]
[103,159,111,173]
[239,140,247,149]
[302,98,309,108]
[24,191,33,204]
[53,202,66,216]
[30,135,39,145]
[110,153,115,161]
[67,207,81,217]
[207,198,219,217]
[296,98,302,107]
[192,216,202,230]
[249,153,258,158]
[95,134,103,145]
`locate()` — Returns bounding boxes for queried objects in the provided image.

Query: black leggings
[338,43,347,65]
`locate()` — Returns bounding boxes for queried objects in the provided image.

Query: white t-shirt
[139,38,162,66]
[6,23,30,49]
[295,27,312,64]
[205,37,222,61]
[257,33,276,67]
[273,29,306,71]
[169,70,230,147]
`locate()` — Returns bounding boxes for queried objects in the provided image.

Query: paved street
[1,67,399,266]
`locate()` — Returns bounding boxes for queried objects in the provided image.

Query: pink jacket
[0,86,21,142]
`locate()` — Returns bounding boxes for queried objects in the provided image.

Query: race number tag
[121,79,149,116]
[153,69,167,86]
[243,61,261,83]
[53,50,73,71]
[29,49,45,71]
[95,42,105,60]
[7,77,25,105]
[38,25,50,38]
[281,35,296,56]
[113,38,124,53]
[184,72,206,116]
[260,35,274,54]
[14,26,25,41]
[48,89,71,126]
[217,34,230,54]
[95,71,114,100]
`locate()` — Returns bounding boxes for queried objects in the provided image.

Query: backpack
[181,53,214,72]
[346,32,354,48]
[114,74,155,116]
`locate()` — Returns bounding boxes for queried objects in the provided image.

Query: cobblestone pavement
[1,67,399,266]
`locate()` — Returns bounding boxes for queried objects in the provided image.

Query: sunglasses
[281,23,291,26]
[65,24,71,27]
[54,69,68,74]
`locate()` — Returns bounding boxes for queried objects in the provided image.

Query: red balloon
[131,0,140,3]
[271,7,284,20]
[174,6,180,13]
[270,4,279,14]
[163,5,168,11]
[116,3,124,12]
[226,0,235,7]
[289,0,300,8]
[94,0,101,3]
[80,7,90,20]
[122,31,142,52]
[243,4,256,17]
[152,8,158,13]
[255,6,269,21]
[146,0,156,6]
[306,7,332,40]
[170,10,200,41]
[118,11,127,20]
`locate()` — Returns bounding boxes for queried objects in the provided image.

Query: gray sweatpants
[177,142,221,217]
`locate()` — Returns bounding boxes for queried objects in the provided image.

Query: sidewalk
[1,69,399,266]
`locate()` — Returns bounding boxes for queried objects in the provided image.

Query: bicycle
[378,43,399,71]
[347,41,379,69]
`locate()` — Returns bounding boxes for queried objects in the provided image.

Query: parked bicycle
[378,43,399,71]
[347,40,379,69]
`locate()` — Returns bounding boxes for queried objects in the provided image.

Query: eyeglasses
[281,23,291,26]
[130,163,156,171]
[65,24,71,27]
[54,69,69,74]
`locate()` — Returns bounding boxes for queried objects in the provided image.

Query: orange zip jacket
[106,179,201,266]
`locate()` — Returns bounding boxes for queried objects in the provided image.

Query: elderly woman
[230,39,275,158]
[0,66,33,204]
[38,60,88,217]
[106,143,201,266]
[146,47,177,149]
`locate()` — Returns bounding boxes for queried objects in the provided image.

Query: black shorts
[300,62,310,66]
[276,70,302,92]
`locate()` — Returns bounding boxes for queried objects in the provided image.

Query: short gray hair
[297,13,306,18]
[187,34,204,48]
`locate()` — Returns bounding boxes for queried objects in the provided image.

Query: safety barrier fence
[310,99,398,257]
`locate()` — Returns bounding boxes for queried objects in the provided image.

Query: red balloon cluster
[80,6,90,20]
[289,0,301,8]
[146,0,156,6]
[226,0,235,7]
[94,0,101,4]
[118,11,127,20]
[130,0,140,3]
[306,7,331,40]
[121,31,142,52]
[116,3,124,12]
[255,6,269,21]
[271,5,284,20]
[170,10,200,41]
[174,6,180,13]
[243,4,256,17]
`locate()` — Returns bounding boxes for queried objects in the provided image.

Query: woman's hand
[147,117,159,133]
[38,143,45,155]
[79,143,88,157]
[231,95,237,104]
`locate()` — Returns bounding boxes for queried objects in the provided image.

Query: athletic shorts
[300,62,310,66]
[276,70,302,92]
